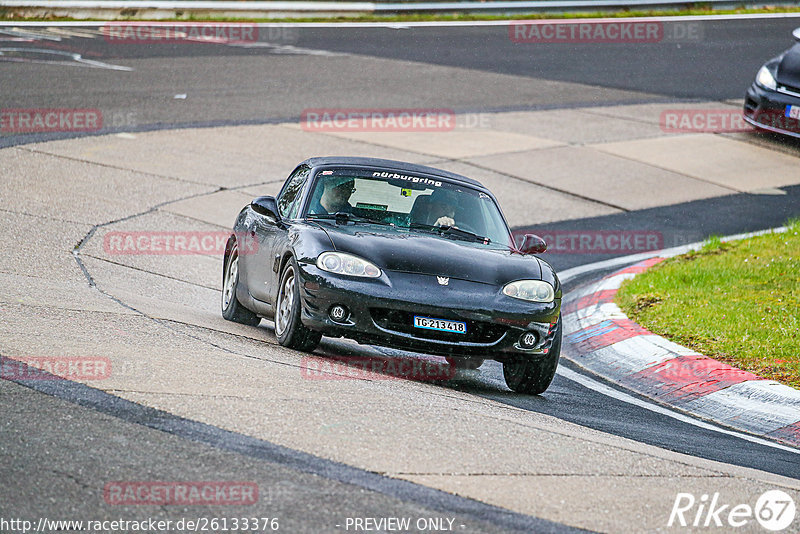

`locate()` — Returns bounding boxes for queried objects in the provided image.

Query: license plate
[786,105,800,120]
[413,316,467,334]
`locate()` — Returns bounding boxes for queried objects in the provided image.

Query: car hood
[776,45,800,88]
[318,223,543,286]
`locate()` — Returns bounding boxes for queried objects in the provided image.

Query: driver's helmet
[428,188,460,218]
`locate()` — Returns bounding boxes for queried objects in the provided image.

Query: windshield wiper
[306,213,338,221]
[408,222,489,244]
[307,212,393,226]
[408,222,439,234]
[439,225,490,244]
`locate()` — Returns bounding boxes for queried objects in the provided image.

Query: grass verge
[4,5,800,23]
[616,220,800,390]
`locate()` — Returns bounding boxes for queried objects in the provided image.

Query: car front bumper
[295,261,561,360]
[744,82,800,138]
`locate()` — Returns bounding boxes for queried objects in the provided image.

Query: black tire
[221,239,261,326]
[274,257,322,351]
[502,315,562,395]
[445,357,484,370]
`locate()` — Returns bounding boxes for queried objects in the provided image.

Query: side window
[277,167,309,219]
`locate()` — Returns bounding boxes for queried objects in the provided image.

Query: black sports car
[744,27,800,137]
[222,157,562,394]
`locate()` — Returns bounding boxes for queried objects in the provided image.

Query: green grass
[616,220,800,390]
[5,5,800,23]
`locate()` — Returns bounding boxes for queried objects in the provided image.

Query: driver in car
[310,176,356,215]
[432,201,456,228]
[428,189,459,228]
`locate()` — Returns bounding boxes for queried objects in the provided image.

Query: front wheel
[502,316,561,395]
[275,258,322,352]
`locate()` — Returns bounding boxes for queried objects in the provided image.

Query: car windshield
[304,168,513,248]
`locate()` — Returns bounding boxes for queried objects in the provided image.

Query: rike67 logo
[668,490,796,531]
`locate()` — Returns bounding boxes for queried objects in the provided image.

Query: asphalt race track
[5,16,800,146]
[2,15,800,534]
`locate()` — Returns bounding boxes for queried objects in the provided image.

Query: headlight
[756,65,777,91]
[502,280,554,303]
[316,252,381,278]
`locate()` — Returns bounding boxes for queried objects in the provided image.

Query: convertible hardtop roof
[301,156,485,189]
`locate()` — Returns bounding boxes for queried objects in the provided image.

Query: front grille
[370,308,506,344]
[780,83,800,97]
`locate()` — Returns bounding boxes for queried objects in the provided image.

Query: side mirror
[519,234,547,255]
[251,196,279,222]
[794,27,800,42]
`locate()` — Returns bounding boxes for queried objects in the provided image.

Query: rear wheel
[503,316,561,395]
[221,239,261,326]
[275,258,321,351]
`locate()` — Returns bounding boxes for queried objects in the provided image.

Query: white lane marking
[45,27,105,38]
[228,42,343,55]
[750,187,787,195]
[0,47,133,70]
[556,366,800,455]
[3,12,800,28]
[681,381,800,434]
[0,28,61,40]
